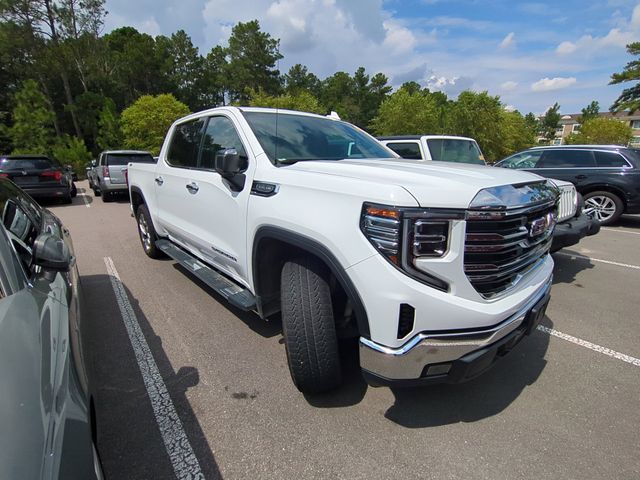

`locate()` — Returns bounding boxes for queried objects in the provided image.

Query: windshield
[106,153,154,166]
[426,139,485,165]
[242,111,395,164]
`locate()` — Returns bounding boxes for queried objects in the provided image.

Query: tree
[579,100,600,123]
[499,110,536,161]
[120,94,189,155]
[565,118,632,146]
[248,89,325,114]
[370,88,442,135]
[51,134,92,177]
[610,42,640,112]
[540,102,561,143]
[284,64,321,96]
[96,98,122,151]
[9,79,55,153]
[225,20,283,103]
[198,45,227,108]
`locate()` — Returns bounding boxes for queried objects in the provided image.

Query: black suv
[496,146,640,225]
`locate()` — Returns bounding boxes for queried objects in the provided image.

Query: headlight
[360,203,451,291]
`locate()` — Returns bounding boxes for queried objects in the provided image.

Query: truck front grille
[464,204,556,298]
[557,184,577,222]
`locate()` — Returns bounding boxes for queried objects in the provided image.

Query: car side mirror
[215,149,248,191]
[33,233,73,280]
[91,160,97,167]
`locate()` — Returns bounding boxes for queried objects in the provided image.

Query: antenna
[274,52,280,164]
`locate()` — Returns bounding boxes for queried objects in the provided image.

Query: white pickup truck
[128,107,558,393]
[378,135,486,164]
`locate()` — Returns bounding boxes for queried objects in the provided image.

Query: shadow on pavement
[82,274,222,480]
[551,249,595,284]
[615,214,640,229]
[382,318,551,428]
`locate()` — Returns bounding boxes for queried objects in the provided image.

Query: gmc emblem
[529,212,556,238]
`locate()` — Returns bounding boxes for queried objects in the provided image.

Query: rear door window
[385,142,422,160]
[594,151,631,168]
[537,150,596,168]
[167,119,206,168]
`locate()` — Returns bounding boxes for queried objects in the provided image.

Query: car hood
[285,158,546,209]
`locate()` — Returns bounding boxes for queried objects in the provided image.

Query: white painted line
[556,251,640,270]
[103,257,204,480]
[537,325,640,367]
[79,193,90,208]
[602,227,640,236]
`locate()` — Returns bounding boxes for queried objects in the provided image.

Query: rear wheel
[101,190,111,202]
[583,191,623,225]
[136,204,164,259]
[281,257,342,394]
[70,183,77,198]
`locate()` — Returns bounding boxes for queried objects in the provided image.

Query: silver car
[89,150,154,202]
[0,178,102,479]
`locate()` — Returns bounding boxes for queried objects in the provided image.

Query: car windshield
[0,157,57,170]
[497,151,543,169]
[242,111,395,164]
[426,139,485,165]
[106,153,154,166]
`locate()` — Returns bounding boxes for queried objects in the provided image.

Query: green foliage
[284,64,321,96]
[120,94,189,155]
[248,90,325,114]
[565,117,632,146]
[540,103,561,142]
[96,98,122,151]
[610,42,640,112]
[226,20,283,103]
[499,110,536,161]
[10,79,55,154]
[51,134,92,178]
[579,100,600,123]
[370,88,443,135]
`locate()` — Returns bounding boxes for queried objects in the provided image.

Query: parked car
[0,154,77,204]
[88,150,154,202]
[378,135,486,164]
[0,178,102,479]
[128,107,556,393]
[495,145,640,225]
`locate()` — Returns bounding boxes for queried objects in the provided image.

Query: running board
[156,240,256,311]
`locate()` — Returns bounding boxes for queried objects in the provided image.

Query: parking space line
[104,257,204,480]
[79,193,91,208]
[602,227,640,236]
[555,252,640,270]
[537,325,640,367]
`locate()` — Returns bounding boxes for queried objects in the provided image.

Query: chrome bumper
[359,279,552,382]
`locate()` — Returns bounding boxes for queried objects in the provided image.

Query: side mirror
[215,149,248,191]
[91,159,97,168]
[33,233,73,278]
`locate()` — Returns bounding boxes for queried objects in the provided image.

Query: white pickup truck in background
[127,107,558,393]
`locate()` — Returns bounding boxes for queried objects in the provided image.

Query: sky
[103,0,640,115]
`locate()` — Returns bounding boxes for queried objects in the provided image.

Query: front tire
[136,204,164,259]
[281,257,342,394]
[583,191,623,225]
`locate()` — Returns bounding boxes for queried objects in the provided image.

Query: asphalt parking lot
[51,182,639,479]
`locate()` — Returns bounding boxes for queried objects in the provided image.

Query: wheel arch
[252,226,370,339]
[580,183,627,208]
[129,185,146,214]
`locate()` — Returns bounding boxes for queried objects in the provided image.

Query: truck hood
[285,158,545,208]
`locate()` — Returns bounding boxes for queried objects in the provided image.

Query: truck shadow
[551,250,595,284]
[616,214,640,229]
[382,318,551,428]
[82,274,222,480]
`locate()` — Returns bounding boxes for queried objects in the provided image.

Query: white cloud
[426,75,474,97]
[556,41,577,54]
[499,32,516,49]
[504,104,516,112]
[501,81,518,91]
[531,77,577,92]
[382,20,417,53]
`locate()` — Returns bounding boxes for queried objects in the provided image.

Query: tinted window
[426,138,485,165]
[200,117,248,170]
[0,157,57,170]
[385,142,422,160]
[243,112,395,164]
[1,202,38,271]
[106,153,154,166]
[167,119,205,168]
[498,151,543,169]
[537,150,596,168]
[594,151,630,168]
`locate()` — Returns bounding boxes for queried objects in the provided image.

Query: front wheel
[281,257,342,394]
[583,191,623,225]
[136,204,165,259]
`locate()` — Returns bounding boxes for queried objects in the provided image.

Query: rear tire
[70,183,77,198]
[101,191,111,202]
[281,257,342,394]
[583,191,623,225]
[136,204,165,259]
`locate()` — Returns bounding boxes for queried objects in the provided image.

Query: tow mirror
[33,233,73,280]
[215,149,248,191]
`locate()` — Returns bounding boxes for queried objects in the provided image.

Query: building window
[552,138,562,145]
[630,136,640,145]
[631,120,640,129]
[573,124,581,132]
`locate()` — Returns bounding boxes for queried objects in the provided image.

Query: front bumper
[551,212,600,252]
[359,278,551,386]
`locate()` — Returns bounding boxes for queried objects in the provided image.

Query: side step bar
[156,240,256,311]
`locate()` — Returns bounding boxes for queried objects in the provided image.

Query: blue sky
[103,0,640,114]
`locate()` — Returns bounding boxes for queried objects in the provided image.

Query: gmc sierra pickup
[128,107,558,393]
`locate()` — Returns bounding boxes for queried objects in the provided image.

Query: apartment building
[537,111,640,146]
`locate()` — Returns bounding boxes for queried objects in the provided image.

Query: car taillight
[41,170,63,181]
[103,166,109,178]
[0,172,8,178]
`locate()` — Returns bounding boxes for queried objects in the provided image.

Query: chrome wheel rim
[138,213,152,251]
[583,195,616,223]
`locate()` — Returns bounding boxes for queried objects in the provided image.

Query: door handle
[575,174,587,180]
[186,182,199,194]
[155,176,164,186]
